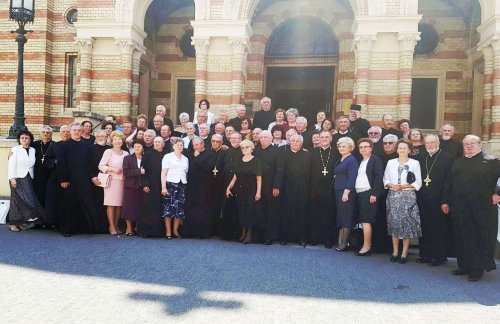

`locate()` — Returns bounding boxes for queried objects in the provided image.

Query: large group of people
[6,97,500,282]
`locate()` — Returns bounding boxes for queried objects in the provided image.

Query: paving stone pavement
[0,225,499,323]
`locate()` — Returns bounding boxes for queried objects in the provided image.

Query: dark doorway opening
[265,66,334,123]
[411,78,438,129]
[177,79,195,124]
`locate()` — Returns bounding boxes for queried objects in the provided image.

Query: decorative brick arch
[114,0,153,30]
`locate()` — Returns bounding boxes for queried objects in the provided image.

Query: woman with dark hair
[240,116,253,141]
[384,139,422,264]
[121,139,146,235]
[409,128,425,157]
[194,99,215,125]
[354,138,384,256]
[267,108,289,132]
[132,127,146,141]
[271,124,287,147]
[321,118,337,135]
[8,130,45,231]
[398,119,411,140]
[81,120,95,144]
[101,121,116,145]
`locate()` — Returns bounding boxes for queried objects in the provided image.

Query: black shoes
[263,240,272,245]
[416,257,431,264]
[451,268,469,276]
[398,256,407,264]
[390,255,399,262]
[335,245,349,252]
[61,232,71,237]
[467,270,485,282]
[354,249,371,256]
[427,259,447,267]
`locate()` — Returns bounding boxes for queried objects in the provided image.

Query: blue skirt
[161,182,186,219]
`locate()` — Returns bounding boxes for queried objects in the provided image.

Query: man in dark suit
[381,114,403,138]
[148,104,174,131]
[439,124,463,159]
[253,97,275,130]
[349,104,371,142]
[228,105,247,131]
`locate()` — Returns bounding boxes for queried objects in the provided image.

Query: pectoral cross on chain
[41,157,45,164]
[322,167,329,176]
[213,168,218,176]
[424,175,431,187]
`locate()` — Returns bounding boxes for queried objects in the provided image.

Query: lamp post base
[7,121,28,139]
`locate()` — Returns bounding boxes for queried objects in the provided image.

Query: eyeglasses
[241,146,251,149]
[211,140,222,143]
[368,132,379,135]
[358,145,371,149]
[383,142,395,145]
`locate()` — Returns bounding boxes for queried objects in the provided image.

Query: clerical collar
[339,130,348,134]
[291,149,299,153]
[465,150,481,159]
[427,149,439,157]
[321,146,331,150]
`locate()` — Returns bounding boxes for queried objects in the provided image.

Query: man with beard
[138,137,166,237]
[206,134,226,236]
[441,135,500,281]
[308,130,339,248]
[332,116,354,146]
[367,126,383,157]
[372,133,398,253]
[43,125,71,227]
[381,114,403,139]
[295,116,313,149]
[31,126,54,213]
[281,134,312,246]
[57,123,102,237]
[348,104,371,142]
[220,132,243,240]
[253,97,275,130]
[439,124,463,159]
[416,134,454,266]
[254,130,284,244]
[183,137,212,238]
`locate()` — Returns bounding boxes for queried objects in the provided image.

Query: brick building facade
[0,0,499,152]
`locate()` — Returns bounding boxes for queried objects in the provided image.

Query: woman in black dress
[226,140,262,244]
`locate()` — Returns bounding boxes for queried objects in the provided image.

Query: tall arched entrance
[264,17,338,122]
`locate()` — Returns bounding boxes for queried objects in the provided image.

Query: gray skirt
[9,175,45,225]
[386,190,421,239]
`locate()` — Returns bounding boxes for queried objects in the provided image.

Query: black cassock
[206,148,226,236]
[138,149,166,237]
[220,147,243,240]
[417,150,454,263]
[281,149,311,243]
[254,145,284,242]
[56,139,101,234]
[443,153,500,272]
[183,150,212,238]
[308,146,339,245]
[31,140,53,209]
[40,140,62,225]
[439,137,463,160]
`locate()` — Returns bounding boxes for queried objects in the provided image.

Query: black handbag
[348,225,364,250]
[406,170,416,184]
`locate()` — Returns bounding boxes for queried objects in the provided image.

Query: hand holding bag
[97,172,110,188]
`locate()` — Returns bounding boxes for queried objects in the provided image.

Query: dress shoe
[280,241,287,246]
[415,257,431,264]
[61,232,72,237]
[467,270,485,282]
[172,234,181,239]
[390,255,399,262]
[451,268,469,276]
[427,259,447,267]
[263,240,272,245]
[335,245,349,252]
[324,241,333,249]
[165,235,172,240]
[299,241,307,247]
[398,256,407,264]
[354,249,372,256]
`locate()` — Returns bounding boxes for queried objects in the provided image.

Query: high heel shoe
[354,249,372,256]
[335,245,349,252]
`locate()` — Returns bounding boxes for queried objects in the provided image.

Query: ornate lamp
[7,0,35,139]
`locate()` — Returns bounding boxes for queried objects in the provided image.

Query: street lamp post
[7,0,35,139]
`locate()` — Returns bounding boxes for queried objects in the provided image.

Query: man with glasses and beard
[207,134,226,236]
[439,124,463,159]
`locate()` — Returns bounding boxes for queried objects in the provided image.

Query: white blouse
[161,152,189,184]
[383,158,422,191]
[355,159,371,192]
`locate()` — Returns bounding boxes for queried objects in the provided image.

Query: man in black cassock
[348,104,371,142]
[57,123,101,236]
[228,105,246,132]
[281,134,311,246]
[138,137,166,237]
[439,124,463,159]
[254,130,284,244]
[416,134,454,266]
[253,97,275,130]
[442,135,500,281]
[380,114,403,139]
[220,132,243,240]
[332,116,355,146]
[308,131,339,248]
[206,134,226,236]
[183,137,212,238]
[31,126,54,215]
[295,116,313,149]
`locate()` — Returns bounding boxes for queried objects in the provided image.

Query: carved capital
[75,38,95,55]
[352,35,377,52]
[115,39,135,55]
[191,37,210,55]
[398,32,421,52]
[228,37,249,54]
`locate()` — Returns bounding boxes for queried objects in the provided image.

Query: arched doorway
[264,17,339,122]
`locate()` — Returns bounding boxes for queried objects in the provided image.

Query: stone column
[131,48,145,118]
[75,38,94,112]
[228,37,249,108]
[116,40,135,119]
[481,45,493,141]
[192,37,210,103]
[398,32,420,120]
[352,35,376,107]
[491,38,500,140]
